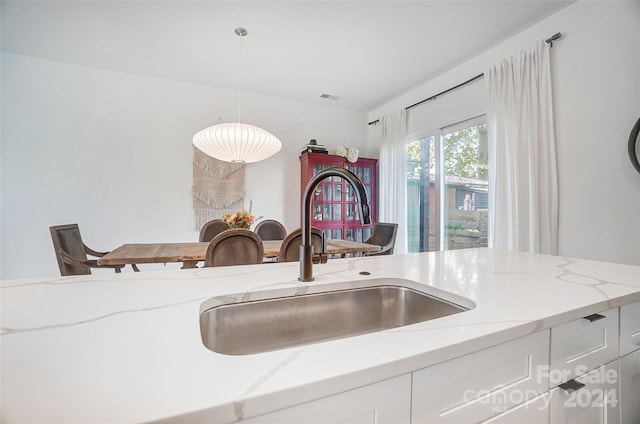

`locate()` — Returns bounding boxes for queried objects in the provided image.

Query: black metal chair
[254,219,287,240]
[50,223,139,276]
[364,222,398,256]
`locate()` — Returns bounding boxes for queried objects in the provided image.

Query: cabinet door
[483,393,550,424]
[620,300,640,356]
[549,360,620,424]
[300,153,377,242]
[620,349,640,424]
[238,374,411,424]
[312,167,344,225]
[412,331,550,424]
[550,307,619,386]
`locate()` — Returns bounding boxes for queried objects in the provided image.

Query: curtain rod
[367,73,483,126]
[368,31,562,126]
[545,32,562,47]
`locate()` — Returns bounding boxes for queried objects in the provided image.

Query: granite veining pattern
[2,248,640,423]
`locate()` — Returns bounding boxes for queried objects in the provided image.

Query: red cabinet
[300,152,378,242]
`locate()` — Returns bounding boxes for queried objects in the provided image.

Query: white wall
[3,1,638,280]
[0,53,367,279]
[369,0,640,266]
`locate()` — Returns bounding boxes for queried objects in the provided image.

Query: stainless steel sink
[200,279,473,355]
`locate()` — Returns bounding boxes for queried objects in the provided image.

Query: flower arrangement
[222,201,255,229]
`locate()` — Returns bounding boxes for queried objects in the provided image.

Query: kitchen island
[2,248,640,423]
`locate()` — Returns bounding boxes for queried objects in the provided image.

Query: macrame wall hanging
[192,147,245,230]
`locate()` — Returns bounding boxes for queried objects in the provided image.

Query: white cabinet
[411,331,550,424]
[620,300,640,356]
[238,302,639,424]
[550,307,619,386]
[238,374,411,424]
[618,300,640,423]
[620,348,640,424]
[549,360,620,424]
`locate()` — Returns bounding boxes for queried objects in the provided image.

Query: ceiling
[1,1,573,112]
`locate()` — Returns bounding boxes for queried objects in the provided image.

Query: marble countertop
[2,248,640,423]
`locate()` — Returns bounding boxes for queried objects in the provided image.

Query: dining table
[97,239,380,269]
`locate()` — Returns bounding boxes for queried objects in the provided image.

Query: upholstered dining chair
[364,222,399,256]
[204,229,264,267]
[254,219,287,240]
[199,219,229,242]
[278,227,325,263]
[49,223,139,276]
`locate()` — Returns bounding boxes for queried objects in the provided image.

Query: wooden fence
[408,209,488,252]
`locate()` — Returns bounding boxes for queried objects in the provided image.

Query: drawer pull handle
[559,379,586,393]
[583,313,606,322]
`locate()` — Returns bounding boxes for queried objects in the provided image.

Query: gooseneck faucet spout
[300,167,371,282]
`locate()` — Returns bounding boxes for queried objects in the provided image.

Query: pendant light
[193,27,282,163]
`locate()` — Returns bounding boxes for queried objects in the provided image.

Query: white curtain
[379,109,408,254]
[486,40,558,254]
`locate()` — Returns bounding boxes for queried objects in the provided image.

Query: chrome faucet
[300,167,371,282]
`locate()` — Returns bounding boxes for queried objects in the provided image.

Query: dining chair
[49,223,139,276]
[199,219,229,242]
[204,228,264,267]
[364,222,399,256]
[254,219,287,240]
[278,227,325,263]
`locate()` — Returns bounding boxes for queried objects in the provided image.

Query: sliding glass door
[407,135,437,252]
[406,116,488,252]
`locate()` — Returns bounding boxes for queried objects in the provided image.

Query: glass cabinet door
[302,153,376,242]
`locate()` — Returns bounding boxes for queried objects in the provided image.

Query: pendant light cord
[235,27,247,124]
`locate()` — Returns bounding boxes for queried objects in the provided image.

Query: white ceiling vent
[320,94,340,100]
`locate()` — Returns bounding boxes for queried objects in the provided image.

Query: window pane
[333,204,342,220]
[334,184,342,201]
[323,184,332,201]
[406,136,436,252]
[323,204,332,220]
[443,122,489,251]
[346,185,354,201]
[363,168,371,184]
[345,228,354,241]
[346,204,355,220]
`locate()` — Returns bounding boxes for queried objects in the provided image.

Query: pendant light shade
[192,27,282,164]
[193,122,281,163]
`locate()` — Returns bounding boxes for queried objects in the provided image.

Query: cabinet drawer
[549,360,619,424]
[411,330,550,424]
[620,300,640,356]
[550,307,618,386]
